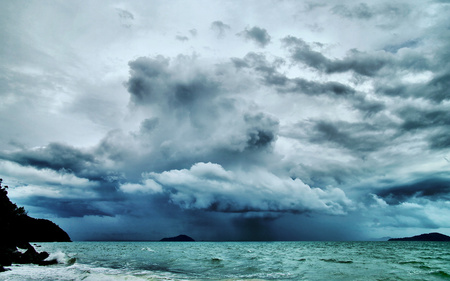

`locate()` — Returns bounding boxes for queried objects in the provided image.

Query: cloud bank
[1,0,449,241]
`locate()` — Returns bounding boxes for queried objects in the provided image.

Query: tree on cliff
[0,179,28,245]
[1,178,71,271]
[0,179,26,217]
[0,179,71,243]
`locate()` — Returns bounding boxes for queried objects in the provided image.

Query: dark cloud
[395,106,450,150]
[139,118,159,134]
[244,113,278,150]
[124,55,280,160]
[375,84,406,98]
[210,21,230,38]
[375,72,450,103]
[332,3,374,19]
[286,78,355,96]
[232,52,357,98]
[172,78,219,107]
[21,196,114,218]
[289,161,353,188]
[112,54,290,183]
[0,143,97,178]
[383,39,420,53]
[125,56,170,104]
[238,26,271,48]
[231,216,278,241]
[376,177,450,205]
[398,107,450,131]
[283,36,389,76]
[309,120,389,154]
[428,132,450,149]
[352,96,386,117]
[331,2,411,28]
[126,56,220,112]
[232,52,287,86]
[427,73,450,103]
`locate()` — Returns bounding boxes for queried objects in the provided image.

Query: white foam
[46,250,67,264]
[1,264,79,281]
[141,247,155,252]
[2,263,162,281]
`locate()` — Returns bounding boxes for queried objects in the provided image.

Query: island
[388,232,450,241]
[0,179,71,272]
[160,234,195,242]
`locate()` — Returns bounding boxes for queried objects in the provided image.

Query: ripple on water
[320,258,353,264]
[430,270,450,278]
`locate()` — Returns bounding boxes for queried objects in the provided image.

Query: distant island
[388,232,450,241]
[0,179,71,272]
[160,234,195,242]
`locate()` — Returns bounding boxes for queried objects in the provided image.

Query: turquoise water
[2,241,450,280]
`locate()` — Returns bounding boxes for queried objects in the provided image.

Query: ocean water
[2,241,450,280]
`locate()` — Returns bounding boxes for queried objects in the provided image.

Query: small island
[388,232,450,241]
[0,179,71,272]
[160,234,195,242]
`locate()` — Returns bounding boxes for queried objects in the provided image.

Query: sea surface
[2,241,450,280]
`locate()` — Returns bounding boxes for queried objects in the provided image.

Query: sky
[1,0,449,241]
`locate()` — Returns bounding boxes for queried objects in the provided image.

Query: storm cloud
[0,143,98,179]
[1,0,450,241]
[283,36,390,76]
[238,26,271,48]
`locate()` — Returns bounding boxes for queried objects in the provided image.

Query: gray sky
[1,0,449,241]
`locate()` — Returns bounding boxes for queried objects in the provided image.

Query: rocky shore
[0,179,71,272]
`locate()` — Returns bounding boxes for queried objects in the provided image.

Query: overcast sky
[1,0,449,241]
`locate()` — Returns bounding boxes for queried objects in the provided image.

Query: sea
[1,241,449,281]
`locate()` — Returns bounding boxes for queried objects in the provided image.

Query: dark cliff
[0,180,71,244]
[0,179,71,271]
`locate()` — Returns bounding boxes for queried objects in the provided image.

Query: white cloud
[0,160,95,188]
[119,179,162,194]
[148,162,353,215]
[0,160,98,200]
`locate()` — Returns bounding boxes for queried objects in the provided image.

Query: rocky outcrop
[0,179,70,271]
[0,241,58,272]
[388,232,450,241]
[160,234,195,242]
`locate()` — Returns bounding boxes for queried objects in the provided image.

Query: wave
[431,270,450,278]
[398,261,425,265]
[320,258,353,264]
[3,241,448,280]
[45,250,68,264]
[141,247,155,252]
